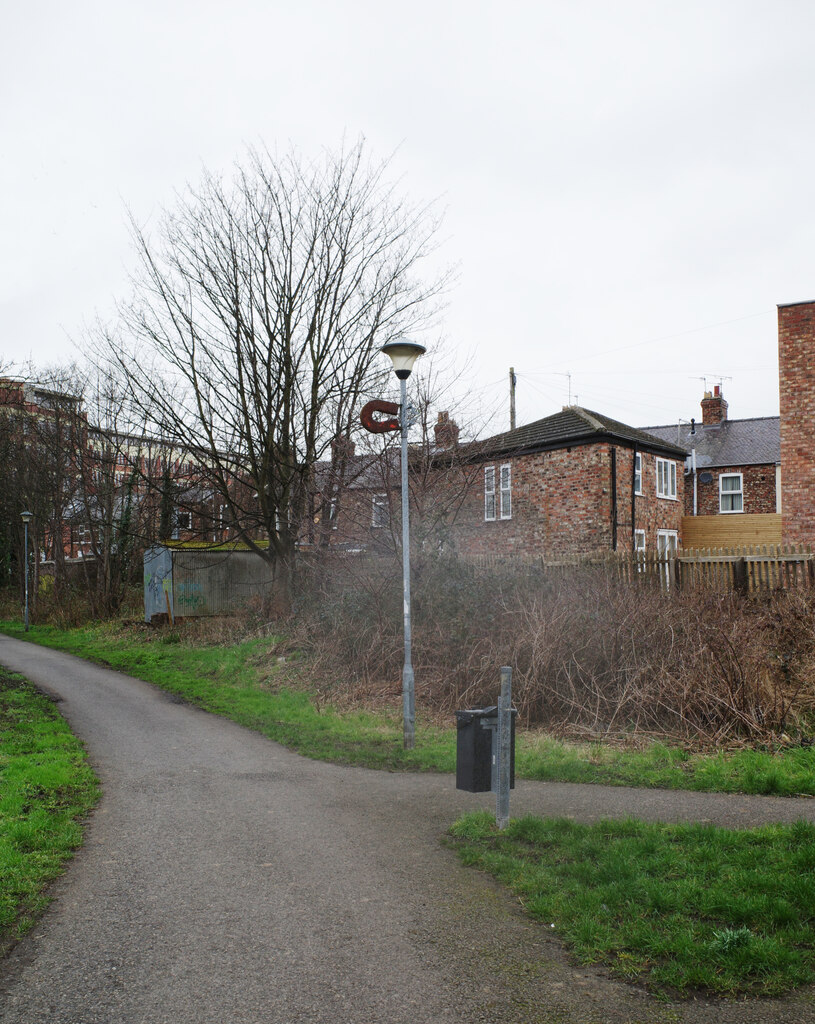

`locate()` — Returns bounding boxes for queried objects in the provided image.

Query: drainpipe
[692,448,697,516]
[610,446,618,551]
[631,446,637,547]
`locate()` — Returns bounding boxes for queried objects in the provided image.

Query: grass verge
[0,668,99,955]
[4,620,815,794]
[450,810,815,997]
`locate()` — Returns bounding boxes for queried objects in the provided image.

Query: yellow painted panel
[681,514,782,550]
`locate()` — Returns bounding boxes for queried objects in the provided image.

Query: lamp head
[20,510,33,524]
[380,339,426,380]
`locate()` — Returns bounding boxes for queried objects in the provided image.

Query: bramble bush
[292,552,815,746]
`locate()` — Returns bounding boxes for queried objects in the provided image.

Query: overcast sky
[3,0,814,436]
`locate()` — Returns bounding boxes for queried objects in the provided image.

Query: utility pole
[509,367,516,431]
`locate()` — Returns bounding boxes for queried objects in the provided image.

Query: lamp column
[380,340,426,750]
[21,511,32,633]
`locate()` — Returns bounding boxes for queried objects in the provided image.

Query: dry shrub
[293,553,815,745]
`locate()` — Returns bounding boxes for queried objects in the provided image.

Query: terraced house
[643,386,781,550]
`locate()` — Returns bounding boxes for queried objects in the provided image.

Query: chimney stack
[330,434,356,462]
[700,385,728,426]
[434,411,460,449]
[779,300,815,544]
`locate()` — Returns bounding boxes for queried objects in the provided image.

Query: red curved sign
[360,399,400,434]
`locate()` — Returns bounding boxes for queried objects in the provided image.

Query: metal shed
[144,545,271,622]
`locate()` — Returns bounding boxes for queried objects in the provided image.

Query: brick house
[306,415,476,555]
[444,406,687,560]
[642,387,780,522]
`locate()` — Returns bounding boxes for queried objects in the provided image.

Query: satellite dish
[699,472,713,484]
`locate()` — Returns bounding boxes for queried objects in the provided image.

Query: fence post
[496,666,512,830]
[733,557,748,595]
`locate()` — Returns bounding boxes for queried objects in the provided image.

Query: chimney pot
[434,410,459,449]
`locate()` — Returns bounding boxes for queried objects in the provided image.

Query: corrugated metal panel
[144,546,173,622]
[169,549,272,617]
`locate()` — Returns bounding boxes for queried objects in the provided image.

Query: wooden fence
[680,513,782,550]
[462,545,815,595]
[673,544,815,594]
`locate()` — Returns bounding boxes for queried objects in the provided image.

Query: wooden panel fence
[680,513,782,550]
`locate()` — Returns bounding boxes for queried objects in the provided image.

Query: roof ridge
[571,406,606,431]
[641,414,780,430]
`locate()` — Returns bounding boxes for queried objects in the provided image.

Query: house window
[484,467,496,521]
[634,529,646,572]
[634,453,642,495]
[657,530,678,557]
[176,511,192,531]
[499,464,512,520]
[372,493,388,529]
[657,529,679,588]
[656,458,677,499]
[719,473,743,513]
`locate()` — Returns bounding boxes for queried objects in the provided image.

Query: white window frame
[372,493,388,529]
[499,463,512,520]
[719,473,743,513]
[484,466,496,521]
[634,529,646,552]
[634,453,643,495]
[176,511,192,531]
[656,458,677,499]
[657,529,679,556]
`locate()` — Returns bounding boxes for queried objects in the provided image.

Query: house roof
[640,416,780,469]
[469,406,688,461]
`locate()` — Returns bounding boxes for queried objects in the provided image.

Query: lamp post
[20,511,32,633]
[381,339,426,749]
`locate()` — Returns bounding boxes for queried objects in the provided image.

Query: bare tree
[97,141,448,611]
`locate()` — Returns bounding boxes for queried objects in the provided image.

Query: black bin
[455,707,495,792]
[455,706,516,793]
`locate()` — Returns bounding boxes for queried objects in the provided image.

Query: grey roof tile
[472,406,688,459]
[640,417,780,468]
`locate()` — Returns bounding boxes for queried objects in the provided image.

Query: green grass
[4,619,815,794]
[0,668,99,954]
[450,810,815,997]
[0,621,456,773]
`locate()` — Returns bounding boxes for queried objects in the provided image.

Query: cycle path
[1,635,814,1024]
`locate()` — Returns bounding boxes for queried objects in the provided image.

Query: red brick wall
[448,442,683,559]
[778,301,815,544]
[685,464,777,516]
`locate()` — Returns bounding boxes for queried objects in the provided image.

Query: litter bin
[455,706,516,793]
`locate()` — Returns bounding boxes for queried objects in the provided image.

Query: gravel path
[1,634,815,1024]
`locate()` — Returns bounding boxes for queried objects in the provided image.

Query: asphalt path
[2,635,815,1024]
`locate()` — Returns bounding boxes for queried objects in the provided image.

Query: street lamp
[20,511,33,633]
[381,339,426,749]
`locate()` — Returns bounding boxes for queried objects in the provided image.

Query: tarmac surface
[2,633,815,1023]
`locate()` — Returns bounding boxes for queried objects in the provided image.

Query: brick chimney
[779,300,815,544]
[700,385,728,425]
[330,434,356,461]
[434,411,459,449]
